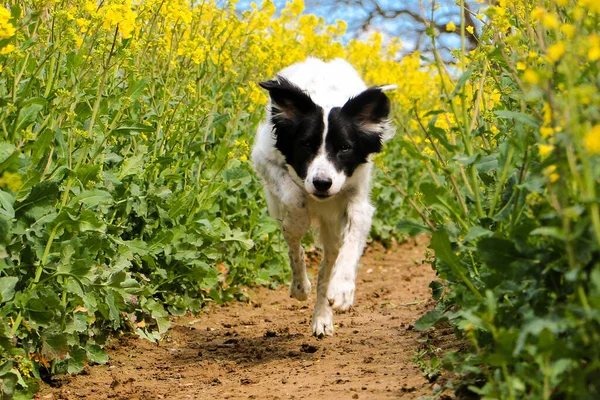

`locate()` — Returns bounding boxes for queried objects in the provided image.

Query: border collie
[251,58,394,337]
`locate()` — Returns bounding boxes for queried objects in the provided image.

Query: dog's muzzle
[312,177,332,199]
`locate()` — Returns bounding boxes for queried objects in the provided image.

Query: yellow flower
[446,21,457,32]
[76,18,91,33]
[0,44,15,54]
[0,172,23,192]
[589,34,600,61]
[516,61,526,71]
[538,144,554,157]
[423,147,435,157]
[103,1,137,39]
[584,125,600,155]
[580,0,600,13]
[0,5,16,40]
[542,165,560,183]
[542,14,560,29]
[523,69,539,84]
[560,24,576,39]
[466,26,474,35]
[532,7,546,21]
[546,42,565,63]
[540,126,555,139]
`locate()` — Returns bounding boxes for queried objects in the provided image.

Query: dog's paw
[327,277,355,312]
[311,308,334,338]
[290,276,311,301]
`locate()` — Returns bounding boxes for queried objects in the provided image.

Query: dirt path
[38,237,437,400]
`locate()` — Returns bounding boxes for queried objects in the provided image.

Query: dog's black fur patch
[260,77,325,180]
[260,78,390,179]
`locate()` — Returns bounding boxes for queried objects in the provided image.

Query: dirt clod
[300,343,319,353]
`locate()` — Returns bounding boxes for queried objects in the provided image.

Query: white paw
[311,308,334,338]
[326,276,355,312]
[290,275,311,301]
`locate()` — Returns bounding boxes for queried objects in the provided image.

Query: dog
[251,58,395,337]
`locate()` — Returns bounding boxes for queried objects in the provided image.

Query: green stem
[489,145,515,217]
[33,223,61,284]
[10,313,22,336]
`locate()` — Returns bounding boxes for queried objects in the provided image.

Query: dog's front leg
[281,207,311,301]
[326,201,375,311]
[312,222,340,337]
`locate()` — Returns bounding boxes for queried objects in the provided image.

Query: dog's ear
[259,77,317,121]
[341,86,394,136]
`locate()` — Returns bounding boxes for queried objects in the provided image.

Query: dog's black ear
[341,86,395,137]
[259,77,317,121]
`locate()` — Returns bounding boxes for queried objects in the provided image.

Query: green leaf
[41,333,69,360]
[396,219,431,236]
[127,78,148,102]
[71,189,113,208]
[86,344,108,364]
[429,281,444,301]
[116,238,149,257]
[415,309,446,331]
[0,276,18,303]
[430,229,461,270]
[223,229,254,250]
[65,312,88,334]
[145,299,170,334]
[428,126,457,151]
[431,229,483,299]
[118,153,145,179]
[0,189,14,218]
[475,155,498,173]
[67,346,87,374]
[0,370,17,397]
[14,98,46,135]
[453,154,478,165]
[449,68,473,100]
[494,110,538,128]
[105,290,121,329]
[464,226,493,242]
[477,237,522,268]
[76,165,101,187]
[14,181,59,218]
[530,227,566,241]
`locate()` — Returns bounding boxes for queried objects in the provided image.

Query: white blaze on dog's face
[259,78,393,200]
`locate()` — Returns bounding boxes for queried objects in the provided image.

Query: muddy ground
[37,237,445,399]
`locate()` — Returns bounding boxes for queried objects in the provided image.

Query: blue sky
[234,0,484,59]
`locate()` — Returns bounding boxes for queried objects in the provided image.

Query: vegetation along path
[37,238,441,400]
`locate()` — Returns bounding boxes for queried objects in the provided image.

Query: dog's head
[259,77,394,200]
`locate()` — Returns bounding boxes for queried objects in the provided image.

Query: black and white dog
[251,58,394,337]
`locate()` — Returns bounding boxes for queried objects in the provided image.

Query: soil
[37,236,443,400]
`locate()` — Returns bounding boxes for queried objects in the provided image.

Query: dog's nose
[313,177,332,192]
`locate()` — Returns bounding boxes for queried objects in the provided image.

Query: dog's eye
[340,145,351,153]
[302,141,311,148]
